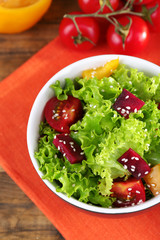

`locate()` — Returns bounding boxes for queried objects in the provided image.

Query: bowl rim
[27,54,160,215]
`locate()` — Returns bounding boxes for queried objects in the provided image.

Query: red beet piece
[53,133,85,164]
[158,103,160,110]
[113,89,145,119]
[44,95,84,133]
[117,148,151,179]
[111,177,146,207]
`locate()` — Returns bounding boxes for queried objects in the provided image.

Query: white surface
[27,54,160,215]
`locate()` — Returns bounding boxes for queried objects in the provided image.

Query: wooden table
[0,1,79,239]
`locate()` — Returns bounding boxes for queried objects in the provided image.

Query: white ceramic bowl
[27,54,160,215]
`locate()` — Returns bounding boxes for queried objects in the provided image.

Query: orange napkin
[0,35,160,240]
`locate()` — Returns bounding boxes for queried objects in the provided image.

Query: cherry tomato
[133,0,155,5]
[106,15,149,54]
[44,95,84,133]
[111,177,146,207]
[78,0,119,13]
[135,0,160,32]
[59,12,100,50]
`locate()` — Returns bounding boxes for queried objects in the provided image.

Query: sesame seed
[73,148,76,152]
[63,166,65,169]
[131,203,135,206]
[58,146,60,150]
[151,183,156,187]
[131,165,136,169]
[62,110,66,112]
[59,140,63,142]
[147,184,151,188]
[138,199,143,204]
[54,135,57,139]
[125,95,129,99]
[69,142,74,145]
[117,200,122,203]
[80,152,85,155]
[126,110,130,114]
[136,190,140,194]
[138,173,141,177]
[61,127,64,130]
[54,154,57,158]
[130,168,135,172]
[134,108,138,113]
[117,107,121,110]
[121,158,127,162]
[145,171,149,175]
[126,106,131,110]
[63,141,66,144]
[135,157,139,160]
[131,157,135,160]
[155,191,159,195]
[128,188,132,191]
[71,109,75,112]
[63,153,66,157]
[123,165,128,169]
[121,109,126,114]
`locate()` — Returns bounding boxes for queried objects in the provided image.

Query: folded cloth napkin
[0,35,160,240]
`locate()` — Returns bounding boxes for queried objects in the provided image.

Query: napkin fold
[0,35,160,240]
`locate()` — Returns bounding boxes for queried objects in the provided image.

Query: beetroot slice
[117,148,151,179]
[53,133,85,164]
[113,89,145,119]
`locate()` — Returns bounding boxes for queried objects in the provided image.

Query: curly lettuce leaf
[35,122,113,207]
[50,78,75,100]
[113,64,160,101]
[71,76,122,104]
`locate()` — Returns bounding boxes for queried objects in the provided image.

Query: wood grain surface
[0,1,80,239]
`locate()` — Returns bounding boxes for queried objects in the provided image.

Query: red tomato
[106,15,149,54]
[78,0,119,13]
[111,177,146,207]
[135,0,160,32]
[44,95,84,133]
[59,12,100,50]
[133,0,155,5]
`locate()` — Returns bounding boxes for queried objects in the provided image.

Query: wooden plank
[0,0,80,239]
[0,172,64,240]
[0,0,80,81]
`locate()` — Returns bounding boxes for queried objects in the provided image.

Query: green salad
[35,62,160,208]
